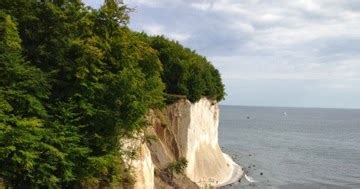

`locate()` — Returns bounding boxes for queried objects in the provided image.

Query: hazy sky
[84,0,360,109]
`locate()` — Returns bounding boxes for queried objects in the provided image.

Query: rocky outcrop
[128,98,243,188]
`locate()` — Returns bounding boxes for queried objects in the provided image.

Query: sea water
[218,106,360,189]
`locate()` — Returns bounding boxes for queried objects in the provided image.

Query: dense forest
[0,0,225,187]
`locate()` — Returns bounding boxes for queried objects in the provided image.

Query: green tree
[0,0,225,187]
[1,1,164,186]
[145,35,225,102]
[0,12,89,188]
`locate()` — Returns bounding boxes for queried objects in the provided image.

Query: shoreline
[215,153,244,187]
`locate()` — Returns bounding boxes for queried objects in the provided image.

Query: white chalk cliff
[122,135,155,189]
[128,98,243,188]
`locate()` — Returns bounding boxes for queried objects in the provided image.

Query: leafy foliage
[0,0,225,187]
[140,34,225,102]
[0,11,86,187]
[164,157,188,177]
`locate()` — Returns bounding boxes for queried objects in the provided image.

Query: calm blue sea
[218,106,360,189]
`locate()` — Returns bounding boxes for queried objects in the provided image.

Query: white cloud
[142,24,164,35]
[120,0,360,107]
[142,23,191,42]
[167,33,191,42]
[290,0,322,12]
[190,2,212,10]
[230,22,255,33]
[211,54,360,81]
[259,14,283,23]
[126,0,186,8]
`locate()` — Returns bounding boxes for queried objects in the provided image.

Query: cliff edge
[128,98,243,188]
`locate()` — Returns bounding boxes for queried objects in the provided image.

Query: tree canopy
[146,35,225,102]
[0,0,225,187]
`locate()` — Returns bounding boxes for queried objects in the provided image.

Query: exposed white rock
[132,142,154,189]
[122,136,154,189]
[164,98,243,187]
[127,97,243,188]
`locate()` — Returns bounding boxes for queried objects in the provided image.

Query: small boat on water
[283,112,287,116]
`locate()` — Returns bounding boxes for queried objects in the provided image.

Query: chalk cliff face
[129,143,154,189]
[128,98,243,188]
[122,135,155,189]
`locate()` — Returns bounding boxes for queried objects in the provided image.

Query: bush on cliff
[165,157,188,177]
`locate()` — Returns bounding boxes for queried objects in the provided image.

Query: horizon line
[219,104,360,110]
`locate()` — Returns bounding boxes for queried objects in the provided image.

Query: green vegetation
[164,158,188,178]
[139,34,225,102]
[0,0,224,187]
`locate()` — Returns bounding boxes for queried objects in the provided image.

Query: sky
[83,0,360,109]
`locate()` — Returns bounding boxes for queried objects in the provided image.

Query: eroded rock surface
[129,98,243,188]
